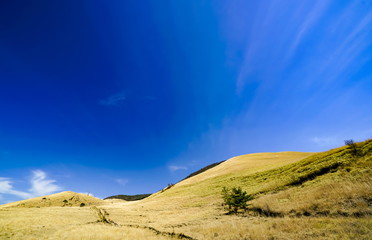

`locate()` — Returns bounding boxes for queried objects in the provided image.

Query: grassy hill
[105,139,371,239]
[1,139,371,239]
[1,191,104,208]
[148,140,370,215]
[174,151,314,187]
[149,140,370,206]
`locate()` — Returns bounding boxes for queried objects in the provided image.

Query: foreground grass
[0,207,170,240]
[181,217,372,240]
[1,205,370,240]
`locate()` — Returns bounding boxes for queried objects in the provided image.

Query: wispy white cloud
[0,178,32,199]
[315,10,372,87]
[283,0,331,65]
[115,178,129,186]
[29,170,61,196]
[168,165,188,172]
[0,170,62,201]
[99,93,126,106]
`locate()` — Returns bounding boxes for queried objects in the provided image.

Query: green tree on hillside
[221,186,253,213]
[344,139,362,157]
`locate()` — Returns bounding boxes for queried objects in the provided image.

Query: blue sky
[0,0,371,203]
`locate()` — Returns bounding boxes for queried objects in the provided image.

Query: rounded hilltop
[176,151,314,187]
[0,191,104,208]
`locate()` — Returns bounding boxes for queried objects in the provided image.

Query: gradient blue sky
[1,0,371,203]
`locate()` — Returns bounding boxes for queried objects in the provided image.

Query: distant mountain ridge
[104,194,152,201]
[104,161,226,200]
[181,160,225,182]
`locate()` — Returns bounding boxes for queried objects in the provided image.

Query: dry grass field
[0,191,105,208]
[1,139,371,239]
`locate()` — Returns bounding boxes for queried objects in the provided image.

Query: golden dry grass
[251,170,372,217]
[0,139,371,239]
[1,191,104,208]
[177,151,314,187]
[0,207,170,240]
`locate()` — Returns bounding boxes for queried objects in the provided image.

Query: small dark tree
[344,139,361,157]
[221,187,253,213]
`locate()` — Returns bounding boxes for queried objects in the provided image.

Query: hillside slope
[177,151,314,187]
[0,191,104,208]
[95,139,371,240]
[102,139,371,239]
[148,140,371,205]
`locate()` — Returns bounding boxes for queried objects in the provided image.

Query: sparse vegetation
[344,139,362,157]
[161,183,175,193]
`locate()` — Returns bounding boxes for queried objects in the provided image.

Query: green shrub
[221,187,253,212]
[344,139,362,157]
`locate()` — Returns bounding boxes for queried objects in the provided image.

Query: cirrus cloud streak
[0,170,62,201]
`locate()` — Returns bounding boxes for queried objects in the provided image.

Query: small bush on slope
[221,187,253,213]
[344,139,362,157]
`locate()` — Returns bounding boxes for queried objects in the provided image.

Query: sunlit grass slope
[102,139,371,239]
[177,151,314,187]
[147,139,371,206]
[144,152,316,205]
[1,191,104,208]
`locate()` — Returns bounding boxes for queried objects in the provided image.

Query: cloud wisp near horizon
[0,0,371,203]
[0,170,61,202]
